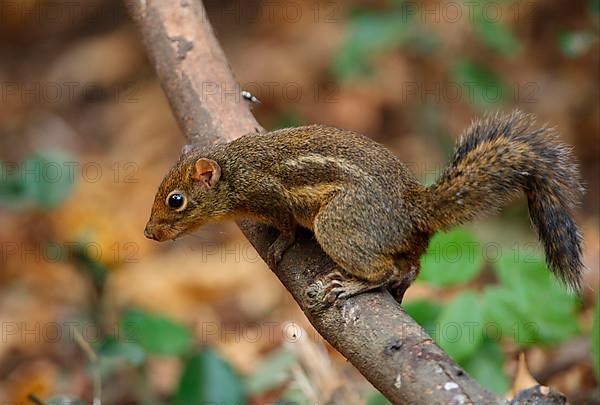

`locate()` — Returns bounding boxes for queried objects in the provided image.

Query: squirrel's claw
[306,270,382,310]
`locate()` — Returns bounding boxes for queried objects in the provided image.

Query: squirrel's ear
[192,158,221,188]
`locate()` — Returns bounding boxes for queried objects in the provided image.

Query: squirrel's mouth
[144,222,182,242]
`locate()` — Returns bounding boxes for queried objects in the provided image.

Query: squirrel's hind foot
[387,263,420,304]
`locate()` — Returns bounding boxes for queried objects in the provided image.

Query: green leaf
[98,336,145,366]
[403,299,442,334]
[590,0,600,15]
[462,339,510,394]
[406,29,441,55]
[436,292,484,362]
[483,254,579,346]
[451,58,507,109]
[418,229,484,286]
[120,309,193,355]
[244,348,296,395]
[175,348,245,405]
[473,17,519,55]
[96,337,145,378]
[483,287,537,345]
[558,31,595,58]
[592,293,600,383]
[590,0,600,25]
[23,149,75,210]
[367,391,392,405]
[0,159,29,209]
[333,10,412,80]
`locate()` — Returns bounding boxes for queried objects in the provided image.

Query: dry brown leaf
[104,239,283,321]
[508,352,542,399]
[3,359,59,403]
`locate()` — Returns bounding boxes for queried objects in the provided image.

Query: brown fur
[145,110,584,296]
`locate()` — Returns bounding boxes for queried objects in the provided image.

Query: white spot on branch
[444,382,459,391]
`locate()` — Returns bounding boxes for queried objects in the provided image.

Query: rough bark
[127,1,567,403]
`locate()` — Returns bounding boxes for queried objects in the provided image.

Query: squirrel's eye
[166,192,187,211]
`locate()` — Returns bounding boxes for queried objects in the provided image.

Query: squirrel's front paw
[266,233,295,269]
[266,244,282,269]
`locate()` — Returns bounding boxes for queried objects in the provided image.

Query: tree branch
[127,1,567,403]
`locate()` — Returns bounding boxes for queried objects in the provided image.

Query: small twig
[73,329,101,405]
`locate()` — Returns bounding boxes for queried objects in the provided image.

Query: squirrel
[144,110,584,303]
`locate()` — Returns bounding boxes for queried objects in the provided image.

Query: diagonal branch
[127,1,566,403]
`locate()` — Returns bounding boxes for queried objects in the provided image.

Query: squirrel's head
[144,154,231,241]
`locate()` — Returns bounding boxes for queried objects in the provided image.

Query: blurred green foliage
[406,228,582,394]
[121,309,193,355]
[98,336,145,369]
[0,149,75,210]
[419,229,484,286]
[244,348,297,395]
[484,254,580,345]
[558,31,596,58]
[367,391,392,405]
[403,299,442,333]
[87,308,308,403]
[436,292,485,362]
[472,15,519,56]
[451,58,507,109]
[274,111,304,129]
[333,8,415,79]
[328,0,598,121]
[175,348,245,405]
[462,338,509,394]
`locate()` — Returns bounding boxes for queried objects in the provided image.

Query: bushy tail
[425,110,584,291]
